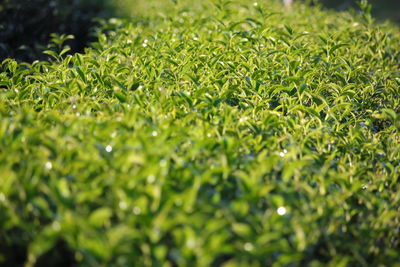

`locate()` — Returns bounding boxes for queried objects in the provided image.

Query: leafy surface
[0,0,399,266]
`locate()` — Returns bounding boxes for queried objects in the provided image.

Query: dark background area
[0,0,113,62]
[0,0,399,63]
[322,0,400,22]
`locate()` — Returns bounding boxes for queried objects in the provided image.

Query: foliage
[0,0,399,266]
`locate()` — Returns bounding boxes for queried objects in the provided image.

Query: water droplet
[45,161,53,170]
[160,159,167,167]
[153,227,160,236]
[239,117,247,123]
[133,207,141,215]
[76,112,80,117]
[111,132,117,138]
[244,242,254,251]
[72,105,77,109]
[147,174,156,183]
[253,2,258,6]
[277,206,286,216]
[152,131,158,137]
[142,43,148,47]
[119,201,127,210]
[187,239,196,249]
[207,133,212,137]
[52,221,61,231]
[105,145,113,153]
[279,149,288,157]
[94,87,98,93]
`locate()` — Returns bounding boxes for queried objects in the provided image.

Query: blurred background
[0,0,399,62]
[322,0,400,22]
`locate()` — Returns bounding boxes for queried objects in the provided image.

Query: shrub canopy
[0,0,399,266]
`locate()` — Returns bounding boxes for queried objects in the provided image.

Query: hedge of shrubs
[1,0,399,266]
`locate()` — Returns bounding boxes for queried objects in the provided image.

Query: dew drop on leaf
[52,221,61,231]
[277,206,287,216]
[160,160,167,167]
[147,174,156,183]
[45,161,53,170]
[133,207,141,215]
[187,239,196,249]
[119,201,127,210]
[244,242,254,251]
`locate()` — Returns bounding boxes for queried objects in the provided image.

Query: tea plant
[0,0,399,266]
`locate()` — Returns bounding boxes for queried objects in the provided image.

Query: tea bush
[0,0,399,266]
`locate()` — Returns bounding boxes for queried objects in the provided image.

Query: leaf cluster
[0,0,399,266]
